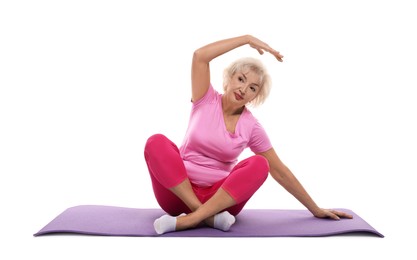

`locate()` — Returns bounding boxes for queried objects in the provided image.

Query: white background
[1,0,416,259]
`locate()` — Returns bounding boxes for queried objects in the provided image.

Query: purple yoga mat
[34,205,383,237]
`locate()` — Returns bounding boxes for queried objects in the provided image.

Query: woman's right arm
[191,35,283,102]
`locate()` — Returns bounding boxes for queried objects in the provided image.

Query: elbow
[193,48,209,63]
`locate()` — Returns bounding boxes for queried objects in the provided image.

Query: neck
[222,95,244,116]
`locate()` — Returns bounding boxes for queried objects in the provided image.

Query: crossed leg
[144,134,269,234]
[154,179,237,234]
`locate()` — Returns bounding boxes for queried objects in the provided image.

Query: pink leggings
[144,134,269,216]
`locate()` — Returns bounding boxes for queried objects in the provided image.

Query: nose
[239,88,246,95]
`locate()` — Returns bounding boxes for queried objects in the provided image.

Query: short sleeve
[247,121,273,153]
[192,84,217,107]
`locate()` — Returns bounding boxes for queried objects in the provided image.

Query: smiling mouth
[234,92,243,101]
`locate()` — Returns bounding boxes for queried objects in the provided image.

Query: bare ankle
[204,216,215,227]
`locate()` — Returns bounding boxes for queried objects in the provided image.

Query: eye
[250,86,257,92]
[238,76,244,82]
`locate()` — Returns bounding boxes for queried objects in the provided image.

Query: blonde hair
[222,57,272,107]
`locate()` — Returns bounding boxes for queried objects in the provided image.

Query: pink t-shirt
[179,84,272,187]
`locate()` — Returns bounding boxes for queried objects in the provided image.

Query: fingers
[258,47,281,61]
[328,211,340,220]
[256,48,264,55]
[328,210,354,220]
[265,48,283,62]
[336,211,354,219]
[273,51,284,62]
[249,40,283,61]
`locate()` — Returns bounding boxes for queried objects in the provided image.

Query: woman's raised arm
[191,35,283,102]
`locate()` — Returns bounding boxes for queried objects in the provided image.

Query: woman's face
[225,69,261,106]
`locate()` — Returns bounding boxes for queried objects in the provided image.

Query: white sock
[153,213,185,235]
[213,211,236,231]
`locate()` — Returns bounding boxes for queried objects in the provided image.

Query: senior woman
[144,35,353,234]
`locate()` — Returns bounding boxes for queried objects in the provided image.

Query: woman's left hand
[313,208,354,220]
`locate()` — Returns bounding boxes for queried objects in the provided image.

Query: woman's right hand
[247,35,284,62]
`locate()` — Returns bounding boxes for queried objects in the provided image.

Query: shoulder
[240,107,259,128]
[242,107,272,153]
[239,107,268,138]
[192,83,221,107]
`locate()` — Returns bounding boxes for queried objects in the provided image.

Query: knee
[144,133,169,155]
[252,155,269,170]
[251,155,270,179]
[146,133,169,146]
